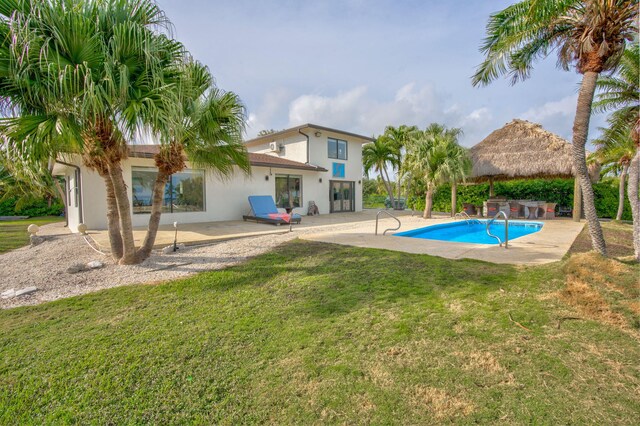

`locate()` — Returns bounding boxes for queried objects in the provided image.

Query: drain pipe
[298,128,310,164]
[55,160,83,224]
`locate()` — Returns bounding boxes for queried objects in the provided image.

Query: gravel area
[1,222,298,309]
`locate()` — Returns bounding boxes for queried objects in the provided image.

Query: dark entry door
[330,181,355,213]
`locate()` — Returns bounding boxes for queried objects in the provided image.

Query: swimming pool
[394,220,543,245]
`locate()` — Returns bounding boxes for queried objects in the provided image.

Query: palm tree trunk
[136,172,169,261]
[423,184,434,219]
[572,178,582,221]
[627,147,640,262]
[572,71,606,256]
[380,166,395,207]
[616,164,628,221]
[98,170,124,260]
[451,182,457,217]
[107,161,138,264]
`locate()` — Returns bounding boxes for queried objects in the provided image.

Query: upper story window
[328,138,348,160]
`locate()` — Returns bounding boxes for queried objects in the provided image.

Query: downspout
[299,129,310,164]
[55,160,83,224]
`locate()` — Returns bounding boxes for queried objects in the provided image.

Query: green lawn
[1,237,638,424]
[0,216,64,254]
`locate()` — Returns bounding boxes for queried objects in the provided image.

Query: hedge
[407,178,633,220]
[0,197,64,217]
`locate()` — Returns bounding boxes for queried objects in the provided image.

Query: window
[132,167,205,214]
[328,138,347,160]
[275,174,302,208]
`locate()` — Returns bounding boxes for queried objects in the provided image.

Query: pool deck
[89,210,585,265]
[300,214,585,265]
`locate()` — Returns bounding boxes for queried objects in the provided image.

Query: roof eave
[244,123,374,146]
[250,161,328,172]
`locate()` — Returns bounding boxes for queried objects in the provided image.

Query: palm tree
[0,1,248,264]
[137,61,250,260]
[362,137,398,207]
[380,125,419,205]
[592,125,635,220]
[405,124,470,218]
[593,42,639,259]
[472,0,638,257]
[421,124,469,216]
[0,0,181,264]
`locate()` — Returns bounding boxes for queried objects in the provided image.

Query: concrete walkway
[90,210,584,265]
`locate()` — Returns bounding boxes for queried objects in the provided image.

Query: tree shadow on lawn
[204,239,521,319]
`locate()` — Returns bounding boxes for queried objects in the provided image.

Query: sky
[157,0,607,147]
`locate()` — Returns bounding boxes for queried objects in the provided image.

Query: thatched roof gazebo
[468,119,599,218]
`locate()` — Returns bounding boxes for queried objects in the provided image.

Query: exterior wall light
[319,178,323,183]
[265,175,269,181]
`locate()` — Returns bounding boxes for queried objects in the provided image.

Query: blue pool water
[394,220,543,244]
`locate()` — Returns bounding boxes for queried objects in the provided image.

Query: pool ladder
[454,211,481,225]
[375,210,401,235]
[486,211,509,248]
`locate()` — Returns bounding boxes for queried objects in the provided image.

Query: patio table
[525,202,539,219]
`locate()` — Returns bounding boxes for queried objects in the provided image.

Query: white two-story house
[53,123,373,232]
[244,124,372,215]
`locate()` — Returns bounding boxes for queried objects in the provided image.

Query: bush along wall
[407,178,633,220]
[0,197,64,217]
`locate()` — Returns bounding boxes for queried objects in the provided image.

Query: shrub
[0,197,64,217]
[408,178,632,220]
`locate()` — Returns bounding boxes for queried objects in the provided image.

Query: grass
[0,216,64,254]
[568,220,636,258]
[1,238,639,424]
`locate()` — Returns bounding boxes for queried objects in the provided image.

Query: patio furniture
[486,202,500,217]
[508,202,524,219]
[463,203,476,216]
[558,205,572,217]
[243,195,302,226]
[525,202,539,219]
[543,203,557,220]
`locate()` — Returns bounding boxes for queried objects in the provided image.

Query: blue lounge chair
[242,195,302,226]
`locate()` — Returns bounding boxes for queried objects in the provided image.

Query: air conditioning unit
[269,141,279,152]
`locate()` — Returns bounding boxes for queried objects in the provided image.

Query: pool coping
[299,216,585,265]
[393,219,544,245]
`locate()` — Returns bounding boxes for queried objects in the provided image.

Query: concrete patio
[89,209,585,265]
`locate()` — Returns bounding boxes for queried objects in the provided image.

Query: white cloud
[246,83,502,147]
[521,94,577,122]
[285,83,452,137]
[519,94,578,140]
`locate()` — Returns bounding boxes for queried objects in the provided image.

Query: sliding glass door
[330,181,355,213]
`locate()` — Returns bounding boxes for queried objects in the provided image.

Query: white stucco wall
[306,130,365,212]
[67,157,329,231]
[248,133,308,163]
[246,127,367,213]
[59,126,368,232]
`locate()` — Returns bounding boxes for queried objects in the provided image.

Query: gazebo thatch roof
[469,119,598,182]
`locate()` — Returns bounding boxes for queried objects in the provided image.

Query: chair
[558,205,572,217]
[508,202,523,219]
[243,195,302,226]
[543,203,557,220]
[463,203,476,216]
[486,202,500,217]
